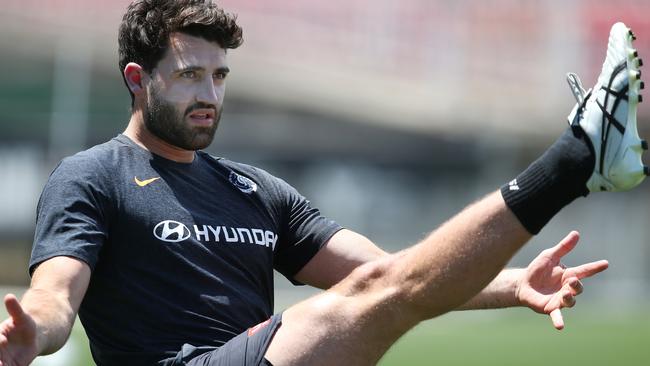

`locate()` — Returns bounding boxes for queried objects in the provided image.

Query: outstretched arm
[0,257,90,366]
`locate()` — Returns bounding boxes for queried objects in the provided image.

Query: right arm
[0,256,90,366]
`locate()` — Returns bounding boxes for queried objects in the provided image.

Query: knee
[334,254,426,327]
[338,255,414,312]
[342,255,396,295]
[338,253,434,322]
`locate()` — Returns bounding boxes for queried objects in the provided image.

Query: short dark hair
[118,0,243,105]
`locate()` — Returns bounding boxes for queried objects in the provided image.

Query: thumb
[4,294,26,323]
[549,309,565,330]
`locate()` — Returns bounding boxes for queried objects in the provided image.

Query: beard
[144,87,222,151]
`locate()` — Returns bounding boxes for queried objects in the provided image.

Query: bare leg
[266,191,531,365]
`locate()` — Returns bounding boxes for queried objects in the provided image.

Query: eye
[180,70,197,79]
[213,72,228,80]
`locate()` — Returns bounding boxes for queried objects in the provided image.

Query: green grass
[380,307,650,366]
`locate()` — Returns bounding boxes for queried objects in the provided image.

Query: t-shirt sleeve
[29,156,111,275]
[270,177,343,283]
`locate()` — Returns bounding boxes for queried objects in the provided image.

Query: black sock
[500,125,595,234]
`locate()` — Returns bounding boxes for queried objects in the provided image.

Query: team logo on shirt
[153,220,192,242]
[229,172,257,194]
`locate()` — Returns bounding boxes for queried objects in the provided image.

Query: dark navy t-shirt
[29,135,342,366]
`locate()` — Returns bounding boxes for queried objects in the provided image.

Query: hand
[0,294,39,366]
[515,231,608,330]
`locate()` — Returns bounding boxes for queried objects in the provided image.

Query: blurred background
[1,0,649,365]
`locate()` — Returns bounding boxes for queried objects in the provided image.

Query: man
[0,0,645,365]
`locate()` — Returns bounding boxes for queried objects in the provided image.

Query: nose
[196,77,222,106]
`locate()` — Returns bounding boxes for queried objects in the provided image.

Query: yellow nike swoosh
[134,176,160,187]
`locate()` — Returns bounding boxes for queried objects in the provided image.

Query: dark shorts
[162,314,282,366]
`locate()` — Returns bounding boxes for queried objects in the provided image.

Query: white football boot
[567,22,647,192]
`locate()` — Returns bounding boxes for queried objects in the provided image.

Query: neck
[123,110,195,163]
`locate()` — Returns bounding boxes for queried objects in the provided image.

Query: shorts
[162,314,282,366]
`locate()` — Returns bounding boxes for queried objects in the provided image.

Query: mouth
[187,108,216,126]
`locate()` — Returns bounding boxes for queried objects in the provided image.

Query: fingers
[3,294,25,323]
[542,259,598,331]
[549,309,564,330]
[562,277,580,306]
[547,279,581,330]
[561,290,576,308]
[570,260,609,280]
[556,279,578,309]
[547,231,580,260]
[548,291,575,330]
[567,277,583,296]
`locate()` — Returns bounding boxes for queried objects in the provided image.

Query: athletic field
[20,304,649,365]
[381,307,650,365]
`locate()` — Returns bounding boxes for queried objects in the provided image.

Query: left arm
[455,268,523,310]
[295,230,608,329]
[294,229,386,289]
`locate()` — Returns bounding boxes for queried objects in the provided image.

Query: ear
[124,62,146,94]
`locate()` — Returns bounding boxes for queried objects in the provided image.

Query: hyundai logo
[153,220,191,242]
